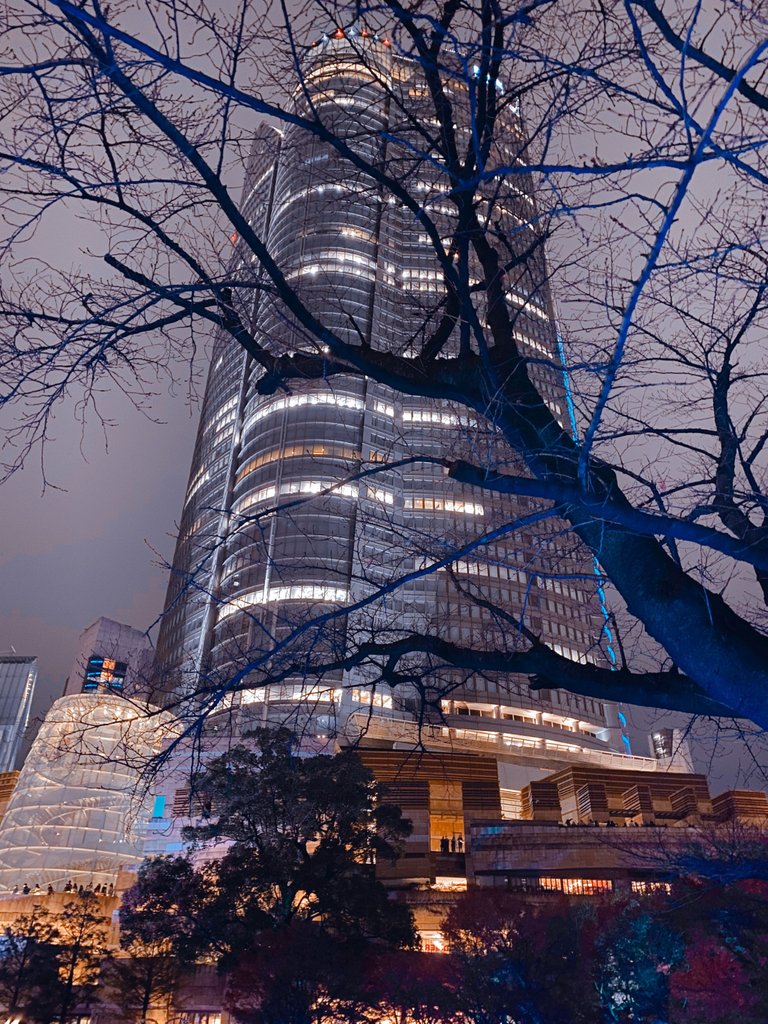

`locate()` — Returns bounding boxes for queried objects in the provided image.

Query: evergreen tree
[122,732,416,971]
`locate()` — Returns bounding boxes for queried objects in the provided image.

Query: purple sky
[0,384,200,727]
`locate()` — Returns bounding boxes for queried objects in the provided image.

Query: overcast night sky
[0,380,201,727]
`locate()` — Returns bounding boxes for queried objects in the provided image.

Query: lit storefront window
[540,877,613,895]
[420,931,446,953]
[631,880,672,895]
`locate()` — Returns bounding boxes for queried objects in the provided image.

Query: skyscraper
[0,654,37,773]
[157,28,635,794]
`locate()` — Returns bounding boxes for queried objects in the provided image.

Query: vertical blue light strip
[554,330,631,754]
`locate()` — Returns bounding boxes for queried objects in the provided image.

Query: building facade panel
[0,655,37,773]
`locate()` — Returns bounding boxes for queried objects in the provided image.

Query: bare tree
[3,0,768,728]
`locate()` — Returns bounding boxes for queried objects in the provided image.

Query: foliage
[666,878,768,1023]
[670,933,758,1024]
[442,890,599,1024]
[112,868,766,1024]
[595,906,685,1023]
[225,921,361,1024]
[122,733,416,970]
[119,855,213,965]
[356,948,461,1024]
[182,731,416,950]
[0,905,62,1023]
[102,948,179,1024]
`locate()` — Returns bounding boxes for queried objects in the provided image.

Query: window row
[418,556,528,583]
[447,725,587,756]
[351,688,393,708]
[218,584,350,620]
[550,642,595,665]
[541,577,584,602]
[506,877,613,895]
[185,468,210,505]
[236,444,361,483]
[506,289,550,320]
[236,479,358,515]
[286,262,380,284]
[405,497,484,515]
[513,329,552,358]
[244,392,364,430]
[403,409,478,427]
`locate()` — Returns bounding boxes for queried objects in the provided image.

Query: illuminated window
[506,289,550,320]
[341,226,373,242]
[82,656,127,693]
[405,497,484,515]
[276,181,356,214]
[372,399,395,417]
[206,396,237,435]
[513,329,551,357]
[447,726,546,750]
[314,94,369,110]
[244,392,364,430]
[631,880,672,895]
[281,480,358,499]
[539,877,613,895]
[430,779,464,853]
[239,688,265,704]
[185,468,209,504]
[431,877,467,892]
[420,931,446,953]
[235,484,277,513]
[266,684,342,704]
[351,688,393,708]
[402,409,478,428]
[236,479,358,515]
[303,61,380,86]
[551,643,589,664]
[236,445,360,483]
[285,249,378,283]
[218,585,350,621]
[366,485,393,505]
[417,556,525,582]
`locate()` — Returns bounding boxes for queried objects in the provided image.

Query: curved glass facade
[0,695,177,890]
[156,34,623,772]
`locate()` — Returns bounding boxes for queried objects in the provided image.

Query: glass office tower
[0,654,37,773]
[157,29,631,783]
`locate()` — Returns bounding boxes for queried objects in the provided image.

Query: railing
[345,710,675,772]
